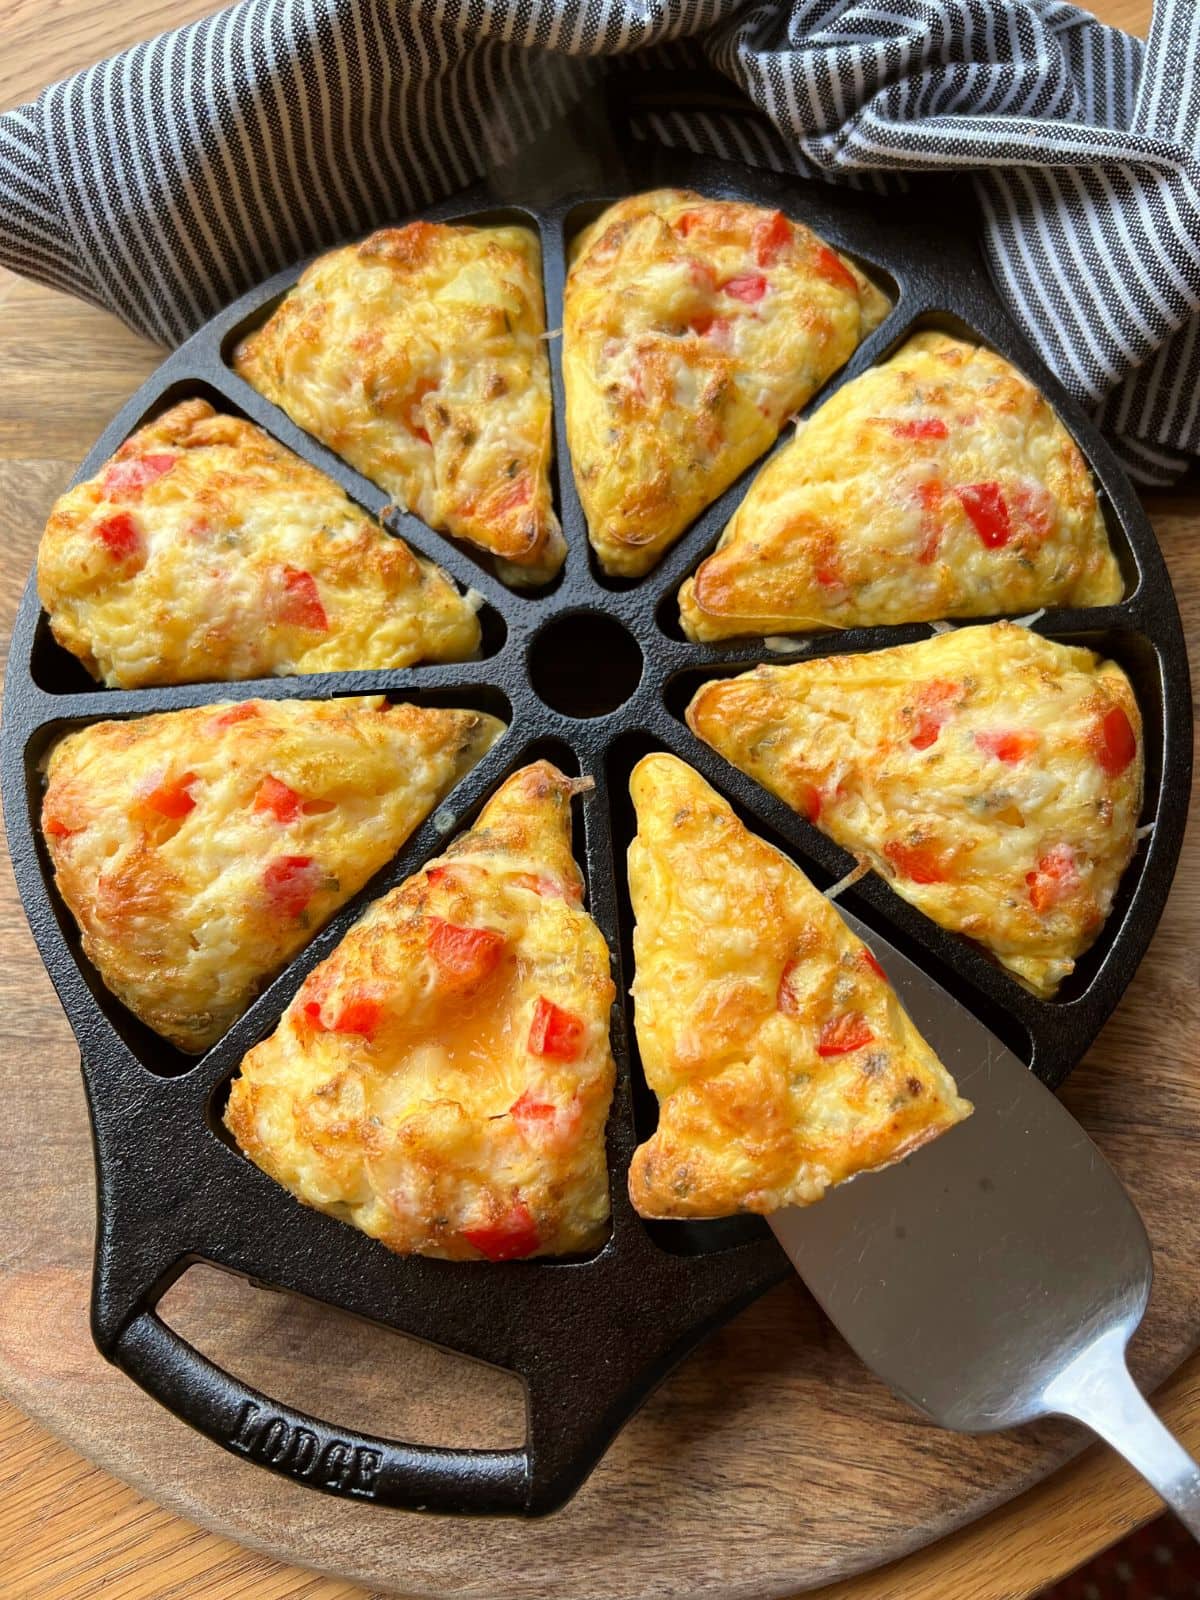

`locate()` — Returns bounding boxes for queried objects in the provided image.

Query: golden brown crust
[626,754,970,1219]
[36,399,480,687]
[564,188,890,577]
[225,762,617,1259]
[679,331,1121,641]
[686,623,1143,998]
[41,697,503,1051]
[234,223,564,584]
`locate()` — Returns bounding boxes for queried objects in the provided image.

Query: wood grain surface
[3,1,1195,1597]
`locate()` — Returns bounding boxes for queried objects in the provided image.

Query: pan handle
[111,1310,531,1513]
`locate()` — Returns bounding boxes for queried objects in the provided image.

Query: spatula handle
[1043,1328,1200,1539]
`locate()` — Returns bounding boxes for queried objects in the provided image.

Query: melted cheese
[564,188,890,577]
[225,762,617,1259]
[37,400,480,687]
[679,331,1122,640]
[234,223,564,585]
[41,698,503,1051]
[687,623,1143,997]
[627,754,970,1218]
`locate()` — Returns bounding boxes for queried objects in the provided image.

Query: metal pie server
[768,917,1200,1536]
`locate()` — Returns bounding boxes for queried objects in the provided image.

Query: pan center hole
[528,612,643,718]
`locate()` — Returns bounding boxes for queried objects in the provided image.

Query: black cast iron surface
[1,147,1191,1517]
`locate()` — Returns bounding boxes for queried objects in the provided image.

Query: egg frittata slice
[687,623,1143,998]
[678,331,1122,640]
[225,762,617,1260]
[37,400,481,688]
[564,188,890,578]
[627,754,969,1219]
[233,224,564,585]
[42,697,503,1052]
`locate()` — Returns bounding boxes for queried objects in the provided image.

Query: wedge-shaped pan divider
[0,149,1189,1514]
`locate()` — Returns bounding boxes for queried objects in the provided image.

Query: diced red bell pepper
[509,1089,557,1127]
[43,814,77,838]
[916,480,944,565]
[956,481,1011,549]
[908,679,959,750]
[94,511,141,560]
[142,771,198,819]
[512,872,583,903]
[813,244,858,292]
[101,453,177,499]
[210,703,259,729]
[528,996,586,1062]
[884,838,948,884]
[889,418,949,440]
[490,473,533,520]
[277,567,328,631]
[1026,844,1078,912]
[462,1200,540,1261]
[722,272,767,304]
[816,1012,875,1058]
[754,210,793,267]
[975,730,1038,764]
[1092,706,1137,777]
[777,957,804,1016]
[253,774,303,823]
[672,210,704,237]
[861,948,888,983]
[263,855,321,918]
[304,990,382,1038]
[427,917,504,986]
[689,313,731,340]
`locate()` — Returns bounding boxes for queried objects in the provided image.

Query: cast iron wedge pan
[1,146,1191,1517]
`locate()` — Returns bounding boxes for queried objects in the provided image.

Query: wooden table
[2,0,1193,1595]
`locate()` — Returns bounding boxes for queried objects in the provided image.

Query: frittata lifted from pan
[687,623,1143,998]
[226,762,617,1260]
[37,400,481,688]
[564,189,889,577]
[42,697,502,1052]
[626,754,970,1220]
[678,332,1121,640]
[234,223,564,585]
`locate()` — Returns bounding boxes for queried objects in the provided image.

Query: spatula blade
[771,914,1151,1434]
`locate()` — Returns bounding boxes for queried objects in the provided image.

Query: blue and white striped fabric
[1,0,1197,485]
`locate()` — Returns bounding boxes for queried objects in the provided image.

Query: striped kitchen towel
[1,0,1198,485]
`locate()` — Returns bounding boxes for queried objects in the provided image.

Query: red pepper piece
[956,481,1012,548]
[1092,706,1137,778]
[528,996,586,1062]
[754,209,792,267]
[101,453,176,499]
[813,244,858,292]
[427,916,504,986]
[263,855,321,918]
[888,418,949,440]
[816,1012,875,1058]
[142,771,198,819]
[210,703,259,729]
[916,480,944,565]
[908,679,960,750]
[94,511,141,560]
[43,814,77,838]
[509,1089,557,1127]
[253,774,303,823]
[884,838,948,884]
[722,272,767,303]
[861,948,888,983]
[975,730,1038,764]
[277,567,328,631]
[1027,844,1078,912]
[462,1200,540,1261]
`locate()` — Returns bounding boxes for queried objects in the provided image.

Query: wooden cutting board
[0,348,1197,1600]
